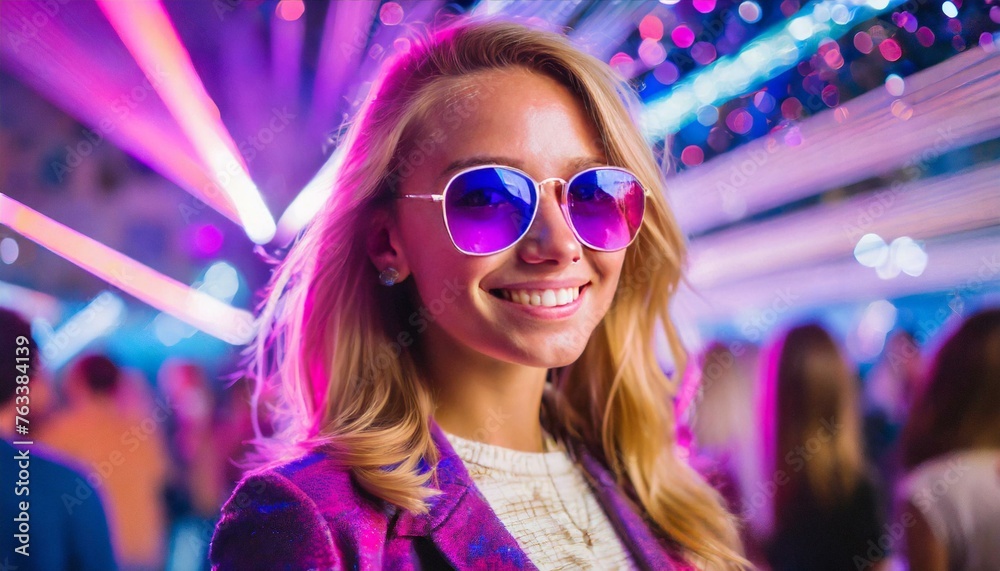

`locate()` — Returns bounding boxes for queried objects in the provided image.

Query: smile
[489,285,585,308]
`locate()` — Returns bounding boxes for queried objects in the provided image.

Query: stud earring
[379,267,400,287]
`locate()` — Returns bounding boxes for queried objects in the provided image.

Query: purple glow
[693,0,717,14]
[690,42,717,65]
[653,61,680,85]
[638,39,667,67]
[192,224,224,257]
[671,25,695,49]
[726,108,753,134]
[379,2,404,26]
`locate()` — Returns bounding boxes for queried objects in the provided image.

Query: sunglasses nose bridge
[536,177,568,201]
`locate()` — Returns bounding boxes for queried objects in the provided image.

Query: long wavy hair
[766,324,865,525]
[247,16,747,569]
[901,308,1000,469]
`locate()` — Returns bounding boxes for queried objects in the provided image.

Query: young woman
[899,308,1000,571]
[209,17,747,571]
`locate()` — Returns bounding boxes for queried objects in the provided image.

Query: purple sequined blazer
[209,417,693,570]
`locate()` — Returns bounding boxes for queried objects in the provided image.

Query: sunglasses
[396,164,651,256]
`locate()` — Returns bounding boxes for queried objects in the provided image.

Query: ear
[366,206,410,282]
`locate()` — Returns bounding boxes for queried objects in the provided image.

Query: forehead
[410,68,606,173]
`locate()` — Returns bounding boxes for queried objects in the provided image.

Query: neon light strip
[0,193,255,345]
[679,231,1000,321]
[0,1,241,224]
[669,45,1000,234]
[96,0,276,243]
[688,162,1000,288]
[273,146,344,246]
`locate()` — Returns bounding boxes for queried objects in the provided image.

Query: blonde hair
[247,16,747,569]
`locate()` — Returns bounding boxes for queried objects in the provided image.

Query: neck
[421,329,549,453]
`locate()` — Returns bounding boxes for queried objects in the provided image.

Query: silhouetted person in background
[0,308,117,570]
[899,308,1000,571]
[159,361,255,571]
[688,341,761,562]
[864,329,924,518]
[39,353,170,571]
[761,323,886,571]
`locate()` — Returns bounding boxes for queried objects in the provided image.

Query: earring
[379,267,400,287]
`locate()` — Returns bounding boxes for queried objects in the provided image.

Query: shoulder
[210,450,395,571]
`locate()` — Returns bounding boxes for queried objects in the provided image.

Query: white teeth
[556,289,569,305]
[499,287,582,307]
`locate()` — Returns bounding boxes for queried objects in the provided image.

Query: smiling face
[373,67,628,372]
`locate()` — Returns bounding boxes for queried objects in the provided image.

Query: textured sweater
[443,429,636,570]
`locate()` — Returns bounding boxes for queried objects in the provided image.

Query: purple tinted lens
[444,167,536,255]
[567,169,645,250]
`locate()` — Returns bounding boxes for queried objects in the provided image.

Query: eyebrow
[438,155,607,182]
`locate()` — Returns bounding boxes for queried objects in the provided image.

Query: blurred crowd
[687,308,1000,571]
[2,304,998,571]
[0,308,257,571]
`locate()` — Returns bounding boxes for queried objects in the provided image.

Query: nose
[517,179,582,264]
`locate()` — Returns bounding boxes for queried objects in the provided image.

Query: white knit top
[442,429,637,571]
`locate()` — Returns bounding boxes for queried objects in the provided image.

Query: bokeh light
[726,108,753,134]
[681,145,705,166]
[653,61,680,85]
[693,0,717,14]
[378,2,404,26]
[854,233,889,267]
[879,38,902,61]
[275,0,304,22]
[738,1,762,24]
[780,97,803,120]
[697,105,719,126]
[753,90,776,113]
[639,14,664,40]
[916,26,936,47]
[609,52,634,76]
[884,73,905,96]
[821,84,840,107]
[192,223,224,257]
[691,41,718,65]
[671,25,695,48]
[854,31,874,54]
[0,237,19,265]
[890,99,913,120]
[639,38,668,67]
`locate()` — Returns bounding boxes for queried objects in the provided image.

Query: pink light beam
[96,0,276,244]
[0,193,255,345]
